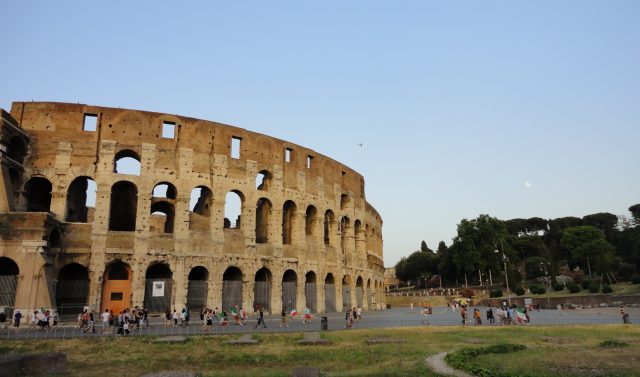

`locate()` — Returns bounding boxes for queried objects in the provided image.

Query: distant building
[384,268,400,291]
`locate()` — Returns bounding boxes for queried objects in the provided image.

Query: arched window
[189,186,212,230]
[224,191,243,229]
[65,176,97,222]
[24,177,52,212]
[255,170,272,191]
[256,198,272,244]
[282,200,297,245]
[151,182,177,234]
[324,210,335,245]
[305,206,317,236]
[340,194,350,210]
[114,149,141,176]
[109,181,138,231]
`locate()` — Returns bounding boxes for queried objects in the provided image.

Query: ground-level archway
[254,268,272,312]
[144,263,173,313]
[55,263,88,317]
[187,266,208,312]
[222,267,243,312]
[324,273,336,312]
[0,257,19,308]
[282,270,297,311]
[101,261,132,314]
[305,271,317,313]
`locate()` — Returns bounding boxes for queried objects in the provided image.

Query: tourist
[13,310,22,328]
[473,308,482,325]
[0,311,7,329]
[357,306,362,320]
[486,307,495,325]
[101,309,111,333]
[240,306,247,325]
[165,309,172,327]
[172,308,179,326]
[255,305,266,328]
[29,310,38,329]
[460,306,467,325]
[280,307,289,328]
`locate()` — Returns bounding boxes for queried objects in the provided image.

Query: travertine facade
[0,102,384,316]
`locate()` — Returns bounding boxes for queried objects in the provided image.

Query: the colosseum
[0,101,384,318]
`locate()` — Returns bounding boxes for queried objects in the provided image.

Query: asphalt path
[1,306,636,340]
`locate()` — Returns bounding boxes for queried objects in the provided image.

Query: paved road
[1,306,636,340]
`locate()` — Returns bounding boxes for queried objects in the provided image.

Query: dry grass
[0,325,638,376]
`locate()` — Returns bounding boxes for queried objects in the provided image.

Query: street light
[495,239,511,306]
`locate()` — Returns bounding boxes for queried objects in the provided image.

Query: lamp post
[495,239,511,306]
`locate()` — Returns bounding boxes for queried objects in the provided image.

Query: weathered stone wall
[0,101,384,314]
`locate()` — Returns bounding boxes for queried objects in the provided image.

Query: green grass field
[1,325,638,376]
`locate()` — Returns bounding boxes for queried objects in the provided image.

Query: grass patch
[446,343,527,377]
[0,326,638,376]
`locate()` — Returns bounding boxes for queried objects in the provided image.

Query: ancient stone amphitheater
[0,102,384,317]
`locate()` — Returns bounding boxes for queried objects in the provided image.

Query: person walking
[13,310,22,328]
[255,306,266,328]
[101,309,111,333]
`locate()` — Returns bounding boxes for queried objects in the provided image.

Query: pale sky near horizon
[2,1,639,266]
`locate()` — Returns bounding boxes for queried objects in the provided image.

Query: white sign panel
[152,281,165,297]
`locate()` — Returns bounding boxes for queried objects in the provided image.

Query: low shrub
[588,282,600,293]
[581,279,592,290]
[459,287,476,299]
[445,343,527,377]
[490,289,503,298]
[513,286,525,296]
[567,283,581,293]
[599,339,629,348]
[602,285,613,294]
[631,276,640,285]
[552,282,565,291]
[529,285,546,294]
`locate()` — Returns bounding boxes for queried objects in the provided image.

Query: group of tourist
[455,303,530,326]
[164,308,190,327]
[344,306,363,328]
[197,305,249,330]
[2,308,58,331]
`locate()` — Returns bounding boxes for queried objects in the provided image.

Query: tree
[629,204,640,224]
[560,226,617,275]
[583,212,618,244]
[437,241,448,254]
[421,240,433,253]
[450,214,513,285]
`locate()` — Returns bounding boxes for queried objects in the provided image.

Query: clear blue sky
[3,1,639,266]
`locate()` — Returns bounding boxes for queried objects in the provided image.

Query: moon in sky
[524,181,532,189]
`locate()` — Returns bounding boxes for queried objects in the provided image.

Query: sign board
[152,281,165,297]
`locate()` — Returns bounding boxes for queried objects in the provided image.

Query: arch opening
[24,177,52,212]
[187,266,209,312]
[254,268,272,312]
[144,263,173,313]
[109,181,138,231]
[65,176,97,222]
[55,263,88,317]
[305,271,317,313]
[0,257,19,308]
[222,267,243,312]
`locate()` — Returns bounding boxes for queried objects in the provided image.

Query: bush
[588,282,600,293]
[631,276,640,285]
[552,282,565,291]
[567,270,585,283]
[529,285,546,294]
[513,286,525,296]
[567,283,581,293]
[599,339,629,348]
[490,289,503,298]
[581,279,592,290]
[602,285,613,294]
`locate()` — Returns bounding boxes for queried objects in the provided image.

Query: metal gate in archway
[366,287,372,310]
[356,286,363,308]
[144,279,173,313]
[0,275,18,307]
[187,280,208,312]
[324,284,336,312]
[55,280,88,316]
[222,280,243,312]
[253,281,271,312]
[282,282,296,311]
[342,286,351,311]
[305,283,317,312]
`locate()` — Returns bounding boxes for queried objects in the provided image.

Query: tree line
[394,204,640,289]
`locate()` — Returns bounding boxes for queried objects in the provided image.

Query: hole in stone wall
[162,121,175,139]
[24,177,52,212]
[65,176,97,222]
[231,136,241,159]
[255,198,271,244]
[224,191,243,229]
[108,181,138,231]
[114,150,141,176]
[83,114,97,131]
